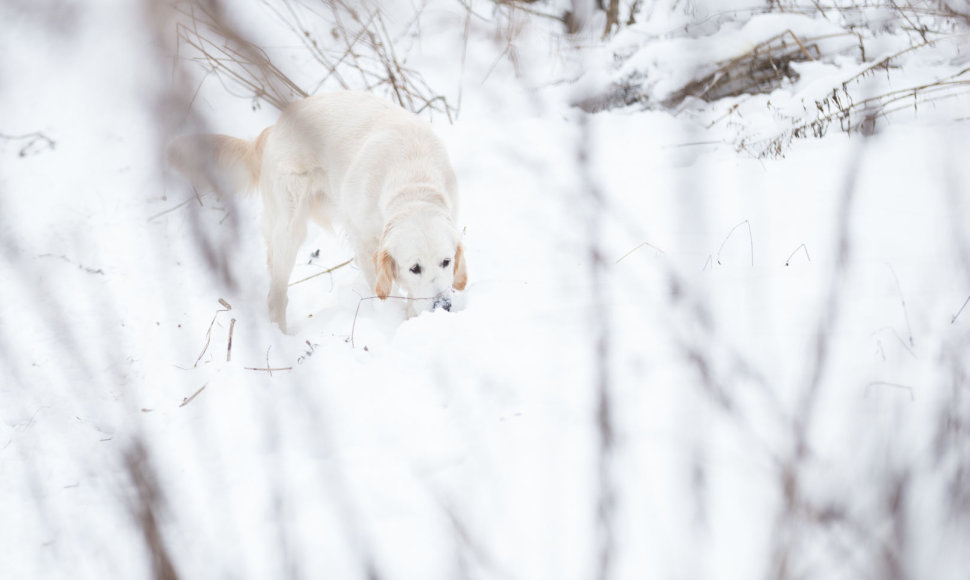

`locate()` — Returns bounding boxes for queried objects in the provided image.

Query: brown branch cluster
[171,0,454,118]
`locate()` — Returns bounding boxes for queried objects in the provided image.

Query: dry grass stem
[757,64,970,157]
[716,219,754,267]
[785,243,811,266]
[192,299,232,368]
[871,327,918,358]
[952,294,970,324]
[288,258,354,286]
[179,384,208,408]
[887,265,914,348]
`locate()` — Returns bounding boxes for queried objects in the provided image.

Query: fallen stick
[244,366,293,373]
[227,318,236,361]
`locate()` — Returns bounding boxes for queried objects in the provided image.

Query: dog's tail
[166,127,270,196]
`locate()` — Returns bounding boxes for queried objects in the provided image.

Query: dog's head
[375,210,467,310]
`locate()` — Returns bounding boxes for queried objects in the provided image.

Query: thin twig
[37,253,105,275]
[173,3,307,110]
[0,131,56,157]
[615,241,664,264]
[864,381,915,401]
[347,294,434,348]
[952,294,970,324]
[887,265,914,348]
[147,197,195,222]
[251,0,453,119]
[245,366,294,372]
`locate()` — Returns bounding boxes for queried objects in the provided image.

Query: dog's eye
[441,259,451,268]
[409,264,421,275]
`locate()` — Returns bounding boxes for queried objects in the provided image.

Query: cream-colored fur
[169,91,467,333]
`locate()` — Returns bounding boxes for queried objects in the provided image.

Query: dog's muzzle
[432,294,452,312]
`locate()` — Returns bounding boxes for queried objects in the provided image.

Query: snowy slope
[2,1,969,579]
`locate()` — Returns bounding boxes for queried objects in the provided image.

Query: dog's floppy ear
[375,249,396,299]
[453,243,468,291]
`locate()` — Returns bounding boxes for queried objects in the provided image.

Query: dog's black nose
[433,296,452,312]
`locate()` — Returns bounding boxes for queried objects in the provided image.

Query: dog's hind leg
[262,176,310,333]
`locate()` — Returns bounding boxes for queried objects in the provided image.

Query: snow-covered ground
[2,1,969,579]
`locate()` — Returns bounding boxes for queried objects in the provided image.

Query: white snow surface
[2,2,969,580]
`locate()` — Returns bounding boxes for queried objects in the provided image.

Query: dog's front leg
[353,237,379,294]
[263,199,308,334]
[266,280,289,333]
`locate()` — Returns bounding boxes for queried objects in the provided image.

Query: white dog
[168,91,467,333]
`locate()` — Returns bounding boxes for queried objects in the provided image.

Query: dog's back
[264,92,458,218]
